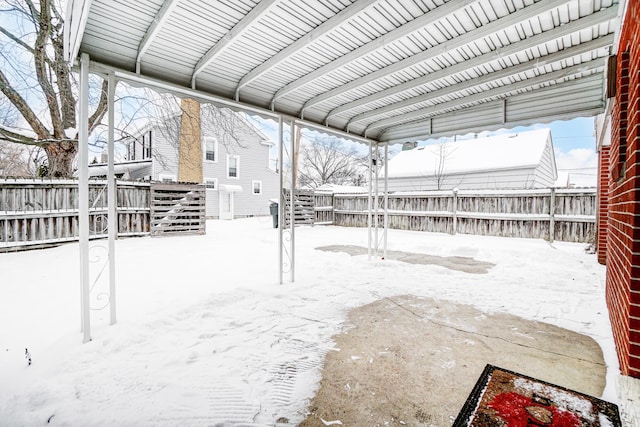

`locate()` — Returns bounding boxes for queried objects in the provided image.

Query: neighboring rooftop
[386,128,553,179]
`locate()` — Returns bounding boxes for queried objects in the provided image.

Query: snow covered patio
[0,218,628,425]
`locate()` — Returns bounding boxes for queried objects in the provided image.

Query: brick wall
[597,145,609,264]
[606,0,640,378]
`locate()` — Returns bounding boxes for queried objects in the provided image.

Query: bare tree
[430,143,455,190]
[356,144,399,184]
[135,94,251,173]
[0,0,108,177]
[297,135,364,189]
[0,140,30,175]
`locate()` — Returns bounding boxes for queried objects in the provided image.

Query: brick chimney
[178,98,203,183]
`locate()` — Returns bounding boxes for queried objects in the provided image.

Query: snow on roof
[77,159,152,178]
[386,128,552,178]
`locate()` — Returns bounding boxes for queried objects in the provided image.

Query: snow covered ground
[0,217,624,425]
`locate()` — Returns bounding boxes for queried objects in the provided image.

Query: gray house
[383,128,557,191]
[91,107,278,219]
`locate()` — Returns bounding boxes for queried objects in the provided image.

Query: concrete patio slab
[300,295,608,426]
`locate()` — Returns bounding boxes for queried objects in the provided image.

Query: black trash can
[269,201,279,228]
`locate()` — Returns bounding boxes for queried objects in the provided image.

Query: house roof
[385,128,553,178]
[64,0,622,145]
[80,159,152,178]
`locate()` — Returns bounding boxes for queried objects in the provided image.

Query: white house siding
[145,109,278,218]
[203,140,278,218]
[385,167,540,191]
[532,140,558,187]
[151,129,179,182]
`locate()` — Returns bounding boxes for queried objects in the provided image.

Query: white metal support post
[367,141,372,260]
[79,53,91,343]
[289,120,296,283]
[278,116,284,284]
[383,143,389,259]
[107,72,117,325]
[374,144,379,256]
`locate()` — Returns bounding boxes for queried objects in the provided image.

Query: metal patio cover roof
[65,0,621,144]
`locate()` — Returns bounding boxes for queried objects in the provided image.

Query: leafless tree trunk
[0,0,108,177]
[431,143,454,190]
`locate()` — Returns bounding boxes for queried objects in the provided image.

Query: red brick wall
[606,0,640,378]
[597,146,609,264]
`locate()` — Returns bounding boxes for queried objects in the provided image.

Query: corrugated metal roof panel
[66,0,621,143]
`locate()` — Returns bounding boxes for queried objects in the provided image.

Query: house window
[205,178,218,191]
[204,137,218,162]
[252,180,262,195]
[158,174,176,183]
[227,155,239,178]
[142,130,152,159]
[128,141,135,160]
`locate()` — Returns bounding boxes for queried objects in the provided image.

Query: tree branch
[0,125,40,146]
[0,26,36,55]
[88,79,109,135]
[32,0,64,138]
[51,19,75,128]
[0,68,51,138]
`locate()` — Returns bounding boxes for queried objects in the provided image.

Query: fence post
[549,188,556,243]
[452,188,458,235]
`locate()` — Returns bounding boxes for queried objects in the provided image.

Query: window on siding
[228,155,239,178]
[128,141,135,160]
[204,137,217,162]
[252,180,262,195]
[205,178,218,191]
[142,130,152,159]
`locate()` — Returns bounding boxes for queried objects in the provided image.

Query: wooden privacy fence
[282,189,315,227]
[0,179,206,251]
[314,188,597,243]
[0,179,150,251]
[150,183,206,236]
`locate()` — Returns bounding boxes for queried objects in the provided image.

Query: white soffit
[65,0,620,144]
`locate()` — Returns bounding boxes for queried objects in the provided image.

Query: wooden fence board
[149,183,205,236]
[1,179,152,251]
[314,188,596,243]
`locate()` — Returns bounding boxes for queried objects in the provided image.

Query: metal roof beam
[333,7,617,124]
[380,75,605,143]
[366,59,605,133]
[136,0,181,74]
[85,60,376,145]
[348,34,613,127]
[305,0,614,115]
[272,0,476,105]
[63,0,93,62]
[191,0,281,89]
[235,0,379,100]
